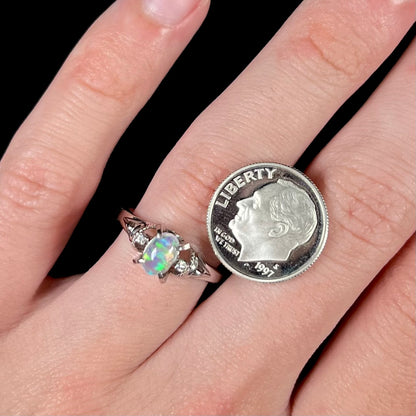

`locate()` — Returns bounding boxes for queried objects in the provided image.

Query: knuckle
[166,137,242,228]
[65,31,155,106]
[323,158,415,254]
[285,9,373,89]
[0,147,82,225]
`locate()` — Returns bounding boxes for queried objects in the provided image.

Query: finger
[292,237,416,416]
[127,38,416,415]
[0,0,210,328]
[43,0,415,376]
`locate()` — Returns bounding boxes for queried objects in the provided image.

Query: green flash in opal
[142,232,180,275]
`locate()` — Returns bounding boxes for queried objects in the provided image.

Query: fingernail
[142,0,202,26]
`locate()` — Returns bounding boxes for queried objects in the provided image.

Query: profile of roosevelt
[229,179,317,262]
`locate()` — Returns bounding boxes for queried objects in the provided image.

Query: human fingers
[1,2,413,414]
[125,37,416,415]
[292,237,415,415]
[0,0,210,329]
[42,0,416,378]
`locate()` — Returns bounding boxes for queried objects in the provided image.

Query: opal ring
[119,209,220,283]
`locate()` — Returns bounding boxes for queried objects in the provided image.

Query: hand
[1,0,415,414]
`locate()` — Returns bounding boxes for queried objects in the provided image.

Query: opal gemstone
[142,232,180,275]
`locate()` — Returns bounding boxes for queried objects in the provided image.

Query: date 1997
[253,262,278,278]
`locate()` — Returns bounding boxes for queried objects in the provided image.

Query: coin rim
[207,162,329,283]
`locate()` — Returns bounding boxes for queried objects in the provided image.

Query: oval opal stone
[142,232,180,275]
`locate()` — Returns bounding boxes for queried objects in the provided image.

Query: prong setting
[119,210,212,283]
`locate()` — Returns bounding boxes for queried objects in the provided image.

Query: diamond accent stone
[132,232,149,248]
[142,232,180,275]
[189,254,199,271]
[174,259,188,275]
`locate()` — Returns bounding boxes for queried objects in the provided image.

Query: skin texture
[1,0,415,414]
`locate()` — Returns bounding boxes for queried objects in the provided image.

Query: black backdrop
[3,1,414,278]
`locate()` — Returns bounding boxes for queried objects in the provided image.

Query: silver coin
[207,163,328,282]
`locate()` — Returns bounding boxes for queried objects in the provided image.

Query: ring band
[119,209,220,284]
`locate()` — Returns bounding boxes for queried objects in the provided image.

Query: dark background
[3,1,414,277]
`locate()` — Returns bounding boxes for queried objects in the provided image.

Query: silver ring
[119,209,221,284]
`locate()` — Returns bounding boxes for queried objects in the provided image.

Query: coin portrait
[207,163,328,282]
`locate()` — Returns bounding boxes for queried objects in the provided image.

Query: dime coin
[207,163,328,282]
